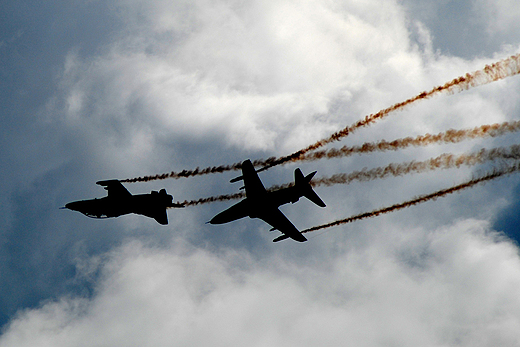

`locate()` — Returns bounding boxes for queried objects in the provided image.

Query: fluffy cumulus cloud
[2,221,520,346]
[2,0,520,345]
[56,0,423,153]
[474,0,520,34]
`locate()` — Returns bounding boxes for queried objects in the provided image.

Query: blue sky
[1,0,520,345]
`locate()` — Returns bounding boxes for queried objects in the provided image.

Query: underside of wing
[97,180,132,198]
[259,208,307,242]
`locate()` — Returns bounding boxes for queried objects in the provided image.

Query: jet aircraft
[63,180,183,225]
[209,159,325,242]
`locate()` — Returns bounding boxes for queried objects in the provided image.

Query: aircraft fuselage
[210,187,303,224]
[66,193,169,220]
[209,159,325,242]
[64,180,181,225]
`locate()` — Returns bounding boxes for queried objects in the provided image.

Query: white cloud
[2,221,520,346]
[54,0,520,162]
[4,0,520,345]
[55,0,437,154]
[473,0,520,35]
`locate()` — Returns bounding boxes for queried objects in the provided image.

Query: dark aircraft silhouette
[209,159,325,242]
[63,180,183,225]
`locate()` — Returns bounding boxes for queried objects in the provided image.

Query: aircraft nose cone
[208,216,220,224]
[208,213,229,224]
[64,201,80,211]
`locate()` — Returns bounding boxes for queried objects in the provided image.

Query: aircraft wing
[259,208,307,242]
[241,160,267,199]
[96,180,132,198]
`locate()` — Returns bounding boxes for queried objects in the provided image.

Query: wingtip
[96,179,120,186]
[230,175,243,183]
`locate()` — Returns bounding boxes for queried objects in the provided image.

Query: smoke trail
[172,145,520,207]
[266,144,520,190]
[169,192,245,208]
[121,118,520,183]
[121,163,243,183]
[301,120,520,162]
[121,54,520,183]
[301,161,520,234]
[121,157,279,183]
[288,54,520,160]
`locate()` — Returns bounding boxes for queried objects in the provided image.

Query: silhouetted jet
[209,159,325,242]
[63,180,183,225]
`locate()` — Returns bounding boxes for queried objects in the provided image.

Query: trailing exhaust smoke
[309,144,520,187]
[121,54,520,183]
[288,53,520,160]
[169,192,245,208]
[301,120,520,162]
[121,164,243,183]
[121,118,520,183]
[265,144,520,190]
[301,161,520,234]
[172,144,520,207]
[120,158,278,183]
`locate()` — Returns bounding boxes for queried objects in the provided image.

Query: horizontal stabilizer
[304,189,326,208]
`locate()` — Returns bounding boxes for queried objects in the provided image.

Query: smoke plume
[171,192,245,208]
[301,161,520,234]
[288,54,520,160]
[173,144,520,207]
[308,144,520,187]
[301,120,520,162]
[121,54,520,183]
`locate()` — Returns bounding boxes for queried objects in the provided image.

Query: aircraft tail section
[153,209,169,225]
[304,187,326,208]
[294,168,326,208]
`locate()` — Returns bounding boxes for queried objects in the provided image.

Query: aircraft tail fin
[294,168,326,208]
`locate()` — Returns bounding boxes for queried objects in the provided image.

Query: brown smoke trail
[120,158,278,183]
[169,192,245,208]
[121,54,520,183]
[172,145,520,207]
[121,118,520,183]
[265,144,520,190]
[301,120,520,162]
[302,161,520,234]
[121,164,243,183]
[287,54,520,161]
